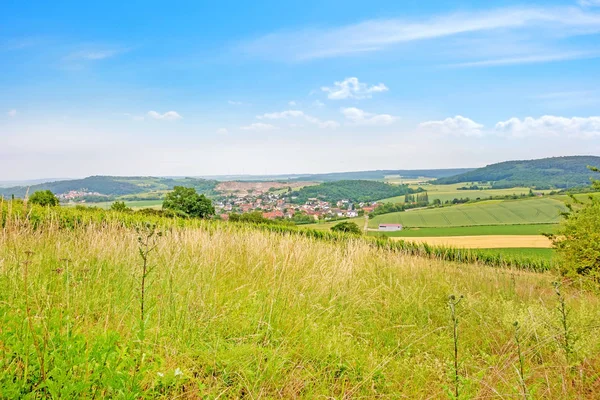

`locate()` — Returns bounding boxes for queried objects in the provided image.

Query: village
[213,188,378,222]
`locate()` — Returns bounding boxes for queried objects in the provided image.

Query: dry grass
[1,218,599,398]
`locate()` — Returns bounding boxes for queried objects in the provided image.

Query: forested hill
[0,176,219,198]
[288,180,418,204]
[435,156,600,189]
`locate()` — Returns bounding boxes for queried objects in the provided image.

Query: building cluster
[214,191,378,221]
[56,190,106,201]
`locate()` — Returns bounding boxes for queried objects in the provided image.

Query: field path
[392,235,552,248]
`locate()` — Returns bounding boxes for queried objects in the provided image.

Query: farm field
[65,199,164,209]
[369,197,567,228]
[305,216,366,231]
[393,235,552,248]
[478,247,555,260]
[370,223,558,237]
[380,184,540,204]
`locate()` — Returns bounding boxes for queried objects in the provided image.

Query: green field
[370,197,567,228]
[478,247,555,260]
[369,223,558,237]
[306,216,366,231]
[65,199,164,210]
[380,184,539,204]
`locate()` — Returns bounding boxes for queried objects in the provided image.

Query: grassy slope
[1,220,600,398]
[370,198,567,228]
[371,223,558,237]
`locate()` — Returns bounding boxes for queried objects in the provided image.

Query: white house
[378,223,403,231]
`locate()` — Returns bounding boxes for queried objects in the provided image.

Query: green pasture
[369,197,567,228]
[380,184,539,204]
[478,247,555,261]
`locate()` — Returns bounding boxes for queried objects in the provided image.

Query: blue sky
[2,0,600,179]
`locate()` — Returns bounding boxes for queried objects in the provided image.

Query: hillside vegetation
[289,180,416,203]
[435,156,600,189]
[1,206,599,398]
[0,176,218,198]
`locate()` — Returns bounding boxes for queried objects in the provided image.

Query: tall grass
[1,202,600,397]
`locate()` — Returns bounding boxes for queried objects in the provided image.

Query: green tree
[29,190,59,206]
[110,201,131,212]
[162,186,215,218]
[330,221,362,235]
[552,166,600,280]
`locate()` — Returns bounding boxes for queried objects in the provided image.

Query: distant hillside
[200,168,474,182]
[0,176,219,198]
[435,156,600,189]
[288,180,418,204]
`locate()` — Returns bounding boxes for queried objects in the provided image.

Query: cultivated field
[370,198,567,228]
[1,212,600,398]
[371,223,558,237]
[380,183,541,204]
[394,235,552,248]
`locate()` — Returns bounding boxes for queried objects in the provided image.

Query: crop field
[371,223,558,237]
[479,247,555,260]
[393,235,552,248]
[65,199,164,210]
[2,207,600,398]
[370,198,567,228]
[380,183,541,204]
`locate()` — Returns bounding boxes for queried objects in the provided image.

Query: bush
[552,166,600,280]
[29,190,59,207]
[330,221,362,235]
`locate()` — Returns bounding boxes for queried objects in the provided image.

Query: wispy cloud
[240,122,277,131]
[240,6,600,61]
[257,110,339,129]
[147,111,182,120]
[7,109,17,118]
[579,0,600,7]
[228,100,243,105]
[64,47,127,62]
[447,51,600,68]
[341,107,396,126]
[321,77,388,100]
[216,128,229,135]
[495,115,600,138]
[419,116,484,136]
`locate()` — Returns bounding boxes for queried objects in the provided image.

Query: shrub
[28,190,59,207]
[330,221,362,235]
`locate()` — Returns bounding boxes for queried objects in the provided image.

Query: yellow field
[392,235,552,248]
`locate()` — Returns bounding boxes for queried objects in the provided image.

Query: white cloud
[341,107,396,126]
[228,100,243,105]
[7,109,17,117]
[240,122,277,131]
[321,77,389,100]
[241,6,600,61]
[419,116,484,136]
[147,111,182,121]
[495,115,600,138]
[579,0,600,7]
[288,101,297,106]
[216,128,229,135]
[312,100,325,107]
[257,109,339,129]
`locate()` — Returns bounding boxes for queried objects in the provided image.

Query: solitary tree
[162,186,215,218]
[552,166,600,280]
[29,190,59,206]
[331,221,362,235]
[110,201,131,212]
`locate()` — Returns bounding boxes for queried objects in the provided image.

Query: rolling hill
[435,156,600,189]
[0,176,219,198]
[288,180,418,203]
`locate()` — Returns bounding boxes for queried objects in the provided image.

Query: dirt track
[391,235,552,248]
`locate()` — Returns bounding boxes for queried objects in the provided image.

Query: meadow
[1,205,599,398]
[369,198,567,228]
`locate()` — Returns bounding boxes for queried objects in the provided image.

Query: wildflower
[174,368,183,377]
[157,372,164,377]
